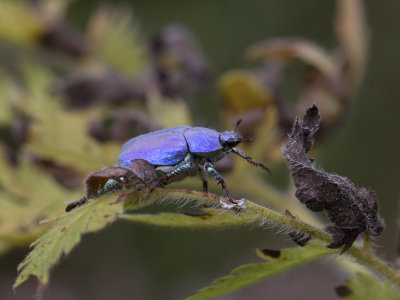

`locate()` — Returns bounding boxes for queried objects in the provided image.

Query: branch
[140,188,400,286]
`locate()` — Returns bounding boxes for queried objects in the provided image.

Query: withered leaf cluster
[282,105,384,253]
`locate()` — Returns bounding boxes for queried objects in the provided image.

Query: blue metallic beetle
[118,120,270,206]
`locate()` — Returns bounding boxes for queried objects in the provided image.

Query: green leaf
[13,189,156,289]
[336,272,399,300]
[13,188,243,290]
[121,207,257,228]
[14,192,125,289]
[185,245,332,300]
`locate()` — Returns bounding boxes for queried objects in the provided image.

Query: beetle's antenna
[234,118,242,132]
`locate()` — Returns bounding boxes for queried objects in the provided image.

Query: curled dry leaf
[246,37,336,77]
[282,105,384,253]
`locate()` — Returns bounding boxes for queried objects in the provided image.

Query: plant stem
[348,246,400,286]
[137,188,400,286]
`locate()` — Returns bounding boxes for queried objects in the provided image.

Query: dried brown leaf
[282,105,384,253]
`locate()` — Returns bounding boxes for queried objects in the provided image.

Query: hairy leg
[203,161,236,204]
[232,147,271,174]
[202,180,208,193]
[156,161,194,188]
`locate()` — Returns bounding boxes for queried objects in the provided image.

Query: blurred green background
[1,1,399,299]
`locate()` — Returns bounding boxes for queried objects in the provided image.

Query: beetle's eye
[225,139,239,148]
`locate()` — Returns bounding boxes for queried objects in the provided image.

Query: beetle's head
[219,119,248,149]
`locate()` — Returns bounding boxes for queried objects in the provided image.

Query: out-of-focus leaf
[335,0,368,89]
[147,93,193,128]
[246,38,337,77]
[335,272,399,300]
[36,0,72,18]
[19,64,121,172]
[86,5,149,78]
[0,71,15,124]
[186,245,332,300]
[219,70,271,113]
[0,241,11,256]
[27,110,120,172]
[0,148,80,245]
[0,1,44,45]
[121,207,257,228]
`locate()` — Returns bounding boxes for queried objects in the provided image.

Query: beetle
[118,120,270,207]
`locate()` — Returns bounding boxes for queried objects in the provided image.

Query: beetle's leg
[66,196,88,212]
[202,180,208,193]
[204,161,236,205]
[158,161,194,187]
[197,165,209,193]
[232,147,271,174]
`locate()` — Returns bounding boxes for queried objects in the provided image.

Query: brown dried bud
[89,110,161,143]
[38,20,88,58]
[53,72,146,109]
[151,24,210,97]
[282,105,384,253]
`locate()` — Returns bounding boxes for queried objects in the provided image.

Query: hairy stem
[135,188,400,286]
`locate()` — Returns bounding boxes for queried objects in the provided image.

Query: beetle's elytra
[118,120,270,207]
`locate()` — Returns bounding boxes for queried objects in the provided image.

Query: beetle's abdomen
[184,127,222,155]
[118,126,190,167]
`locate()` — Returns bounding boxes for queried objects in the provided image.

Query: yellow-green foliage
[14,192,134,289]
[186,245,332,300]
[0,1,44,45]
[86,5,149,78]
[0,152,80,245]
